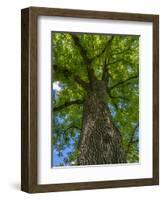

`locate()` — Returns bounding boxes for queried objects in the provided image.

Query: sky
[52,81,78,166]
[52,136,77,166]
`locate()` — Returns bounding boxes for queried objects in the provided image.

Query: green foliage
[52,32,139,166]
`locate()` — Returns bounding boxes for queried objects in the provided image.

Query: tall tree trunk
[78,79,126,165]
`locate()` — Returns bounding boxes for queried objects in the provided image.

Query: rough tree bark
[78,79,126,165]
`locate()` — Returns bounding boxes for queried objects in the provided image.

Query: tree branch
[110,37,138,56]
[102,59,109,83]
[70,34,91,66]
[53,64,88,89]
[132,139,139,144]
[126,123,139,154]
[107,90,129,101]
[101,37,114,84]
[53,99,84,112]
[92,36,114,61]
[109,74,138,91]
[108,58,135,67]
[70,34,96,83]
[64,125,81,133]
[111,47,132,56]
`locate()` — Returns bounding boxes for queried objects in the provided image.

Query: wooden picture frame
[21,7,159,193]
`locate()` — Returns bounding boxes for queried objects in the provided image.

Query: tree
[52,32,139,166]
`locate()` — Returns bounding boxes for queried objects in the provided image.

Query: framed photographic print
[21,7,159,193]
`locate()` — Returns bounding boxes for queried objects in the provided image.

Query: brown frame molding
[21,7,159,193]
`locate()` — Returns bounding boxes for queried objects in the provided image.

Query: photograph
[21,7,159,192]
[52,32,139,167]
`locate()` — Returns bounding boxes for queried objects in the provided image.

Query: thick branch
[53,64,88,89]
[92,36,114,61]
[70,34,96,83]
[109,74,138,91]
[70,34,91,66]
[74,76,88,89]
[101,37,114,84]
[53,99,84,112]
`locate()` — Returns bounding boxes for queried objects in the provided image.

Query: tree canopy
[52,32,139,166]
